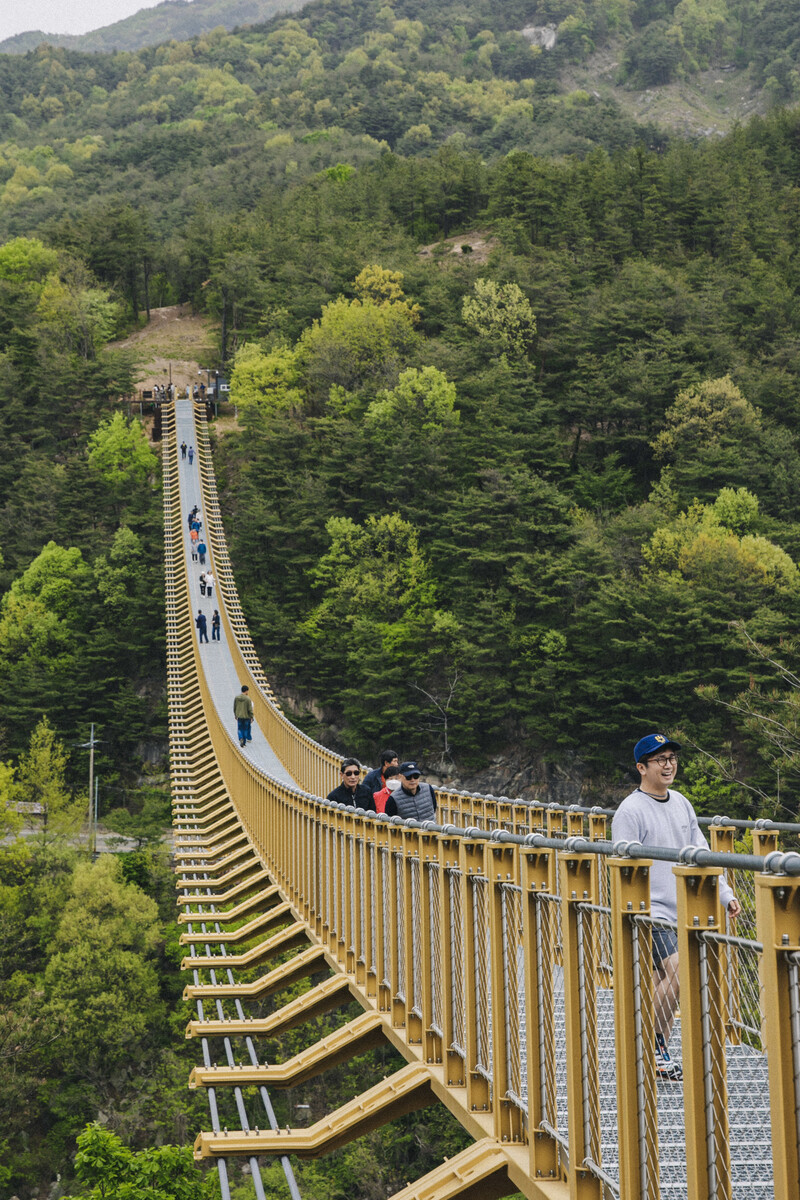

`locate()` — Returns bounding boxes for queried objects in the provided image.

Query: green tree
[229,342,303,413]
[461,278,536,361]
[13,717,84,842]
[43,856,164,1078]
[87,412,158,492]
[365,365,459,434]
[67,1122,216,1200]
[297,293,419,411]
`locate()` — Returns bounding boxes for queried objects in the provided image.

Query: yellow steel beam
[186,974,353,1038]
[188,1010,386,1089]
[757,872,800,1199]
[387,1139,512,1200]
[180,908,299,968]
[182,921,308,976]
[176,855,259,887]
[183,943,326,999]
[175,844,253,872]
[174,831,249,859]
[177,884,279,924]
[179,903,288,945]
[193,1062,436,1160]
[177,868,270,905]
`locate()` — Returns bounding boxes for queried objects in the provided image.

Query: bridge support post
[521,846,560,1183]
[402,827,424,1046]
[440,834,466,1089]
[419,830,443,1066]
[709,824,741,1047]
[675,864,732,1200]
[756,869,800,1200]
[374,821,391,1013]
[389,824,408,1030]
[559,852,602,1200]
[608,857,658,1200]
[462,836,491,1115]
[488,840,524,1145]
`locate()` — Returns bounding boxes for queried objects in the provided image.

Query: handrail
[168,399,800,1199]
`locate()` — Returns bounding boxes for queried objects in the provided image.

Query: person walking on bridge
[181,441,187,459]
[195,610,208,643]
[611,733,741,1081]
[363,749,399,797]
[327,759,375,810]
[211,610,220,641]
[385,761,437,820]
[197,539,207,566]
[188,446,194,465]
[234,685,254,747]
[204,569,214,597]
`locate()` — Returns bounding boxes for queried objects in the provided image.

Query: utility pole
[80,725,102,856]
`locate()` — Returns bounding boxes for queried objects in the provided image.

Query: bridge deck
[175,399,295,787]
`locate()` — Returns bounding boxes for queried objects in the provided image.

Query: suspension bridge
[166,397,800,1200]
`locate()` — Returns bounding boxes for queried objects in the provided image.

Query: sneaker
[655,1033,682,1081]
[239,738,246,748]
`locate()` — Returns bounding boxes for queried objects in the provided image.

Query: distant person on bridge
[190,528,199,560]
[188,446,194,465]
[180,441,187,459]
[199,572,207,596]
[612,733,742,1082]
[385,761,437,820]
[205,569,214,596]
[234,685,254,747]
[362,749,399,797]
[327,759,376,810]
[195,610,208,643]
[197,540,207,565]
[211,610,220,641]
[373,765,401,814]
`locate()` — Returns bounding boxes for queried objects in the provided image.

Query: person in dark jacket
[327,758,376,811]
[385,761,436,821]
[362,748,399,797]
[195,610,208,643]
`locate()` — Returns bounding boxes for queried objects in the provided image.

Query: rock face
[440,749,587,805]
[521,24,558,50]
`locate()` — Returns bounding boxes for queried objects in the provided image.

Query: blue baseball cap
[634,733,681,763]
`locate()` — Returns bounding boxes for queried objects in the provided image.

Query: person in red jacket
[372,766,401,813]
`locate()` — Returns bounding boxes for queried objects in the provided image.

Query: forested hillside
[2,0,800,799]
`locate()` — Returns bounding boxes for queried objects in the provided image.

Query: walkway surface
[174,398,295,788]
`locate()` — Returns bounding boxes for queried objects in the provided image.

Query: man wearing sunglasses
[612,733,741,1082]
[327,758,376,811]
[385,761,437,821]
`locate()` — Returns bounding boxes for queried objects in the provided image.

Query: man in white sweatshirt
[612,733,742,1080]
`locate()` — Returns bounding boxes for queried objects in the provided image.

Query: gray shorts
[652,928,678,969]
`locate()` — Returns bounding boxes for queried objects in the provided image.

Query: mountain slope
[0,0,308,55]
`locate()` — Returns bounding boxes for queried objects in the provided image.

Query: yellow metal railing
[166,400,800,1200]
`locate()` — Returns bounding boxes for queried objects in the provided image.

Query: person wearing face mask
[612,733,741,1082]
[372,765,401,814]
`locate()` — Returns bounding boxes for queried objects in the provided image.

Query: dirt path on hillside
[111,303,218,394]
